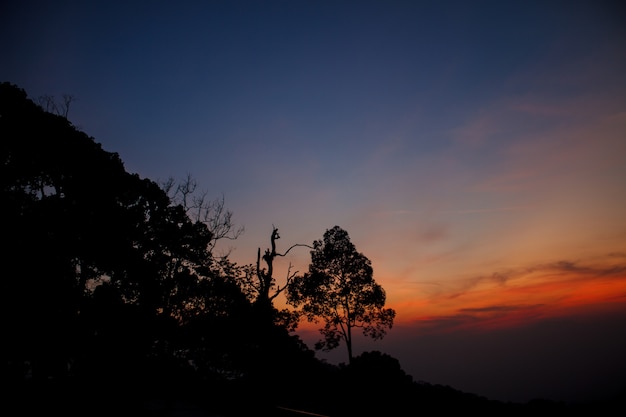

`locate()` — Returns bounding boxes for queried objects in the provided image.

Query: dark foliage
[2,82,622,416]
[0,81,293,399]
[288,226,396,364]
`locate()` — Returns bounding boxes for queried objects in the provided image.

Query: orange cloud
[392,256,626,333]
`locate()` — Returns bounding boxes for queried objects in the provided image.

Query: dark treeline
[1,82,621,416]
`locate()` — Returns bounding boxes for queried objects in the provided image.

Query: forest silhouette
[2,82,622,416]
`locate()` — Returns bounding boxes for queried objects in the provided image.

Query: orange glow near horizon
[385,261,626,334]
[278,252,626,337]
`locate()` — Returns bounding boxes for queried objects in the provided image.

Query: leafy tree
[0,82,251,385]
[287,226,396,364]
[1,81,140,380]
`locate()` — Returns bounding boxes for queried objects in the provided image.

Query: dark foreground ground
[6,378,625,417]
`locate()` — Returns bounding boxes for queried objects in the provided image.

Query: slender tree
[287,226,396,364]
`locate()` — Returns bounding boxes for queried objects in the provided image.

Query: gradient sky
[3,0,626,404]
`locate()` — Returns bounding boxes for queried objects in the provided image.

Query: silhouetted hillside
[2,81,623,417]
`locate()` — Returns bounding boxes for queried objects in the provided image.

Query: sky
[2,0,626,404]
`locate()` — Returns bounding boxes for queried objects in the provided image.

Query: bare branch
[38,93,76,119]
[160,175,244,257]
[271,263,299,301]
[254,226,311,307]
[177,173,197,211]
[38,95,58,114]
[276,243,313,257]
[61,94,75,118]
[160,176,176,196]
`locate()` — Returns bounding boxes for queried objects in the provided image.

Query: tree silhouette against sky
[287,226,396,364]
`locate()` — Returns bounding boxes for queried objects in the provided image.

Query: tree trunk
[346,324,353,365]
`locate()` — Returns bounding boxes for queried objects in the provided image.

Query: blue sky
[3,0,626,403]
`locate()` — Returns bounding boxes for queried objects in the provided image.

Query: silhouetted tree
[253,227,310,308]
[1,81,138,381]
[3,81,602,417]
[161,174,244,257]
[287,226,396,364]
[331,351,415,415]
[0,82,252,387]
[38,93,75,119]
[231,226,310,327]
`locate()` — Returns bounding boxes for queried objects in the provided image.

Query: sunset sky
[2,0,625,403]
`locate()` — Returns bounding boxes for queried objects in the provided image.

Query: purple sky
[3,0,626,403]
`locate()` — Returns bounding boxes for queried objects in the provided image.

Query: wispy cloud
[395,255,626,332]
[459,304,544,314]
[440,205,532,214]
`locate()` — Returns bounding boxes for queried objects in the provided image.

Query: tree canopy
[1,81,587,416]
[287,225,396,364]
[1,81,255,385]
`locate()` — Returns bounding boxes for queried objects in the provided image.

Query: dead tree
[161,174,244,257]
[38,94,75,119]
[255,226,311,309]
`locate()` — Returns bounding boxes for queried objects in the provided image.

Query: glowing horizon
[3,0,624,403]
[279,251,626,335]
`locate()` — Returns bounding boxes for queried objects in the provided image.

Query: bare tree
[38,94,75,119]
[229,226,311,333]
[253,226,312,307]
[161,174,244,256]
